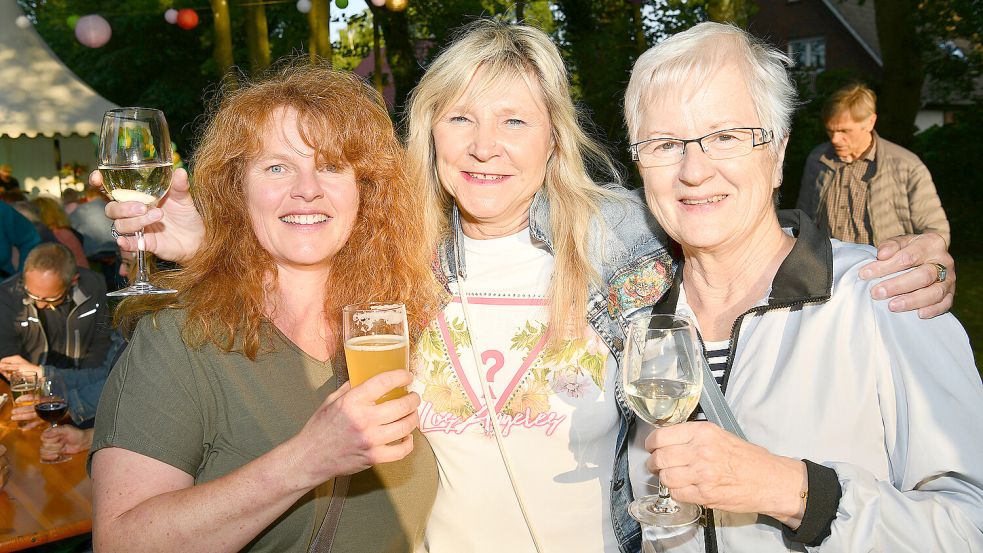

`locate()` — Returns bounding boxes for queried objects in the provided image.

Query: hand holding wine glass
[623,314,704,528]
[98,107,177,296]
[35,375,71,464]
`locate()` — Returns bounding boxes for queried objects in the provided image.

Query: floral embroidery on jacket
[607,253,674,318]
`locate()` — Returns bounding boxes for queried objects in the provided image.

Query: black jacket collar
[653,209,833,314]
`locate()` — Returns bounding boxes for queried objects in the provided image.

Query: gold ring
[931,262,947,283]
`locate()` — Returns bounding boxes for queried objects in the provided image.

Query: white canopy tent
[0,1,118,196]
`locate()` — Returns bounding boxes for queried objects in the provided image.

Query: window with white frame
[788,37,826,71]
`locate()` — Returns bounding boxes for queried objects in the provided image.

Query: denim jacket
[435,184,674,552]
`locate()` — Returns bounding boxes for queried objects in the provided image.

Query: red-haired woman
[89,64,442,552]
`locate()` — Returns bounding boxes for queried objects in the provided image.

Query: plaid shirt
[815,140,877,245]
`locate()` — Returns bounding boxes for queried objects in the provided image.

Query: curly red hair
[117,62,442,358]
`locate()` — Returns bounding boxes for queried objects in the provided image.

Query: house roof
[0,2,118,138]
[821,0,882,66]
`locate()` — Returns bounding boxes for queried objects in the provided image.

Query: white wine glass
[624,314,705,528]
[98,107,176,296]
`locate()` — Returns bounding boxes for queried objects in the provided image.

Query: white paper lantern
[75,15,112,48]
[297,0,312,13]
[164,9,179,24]
[15,15,31,29]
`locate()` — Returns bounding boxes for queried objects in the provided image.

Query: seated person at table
[89,63,441,552]
[624,22,983,551]
[0,243,113,370]
[4,331,126,428]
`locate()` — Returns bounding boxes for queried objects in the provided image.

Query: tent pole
[53,137,63,196]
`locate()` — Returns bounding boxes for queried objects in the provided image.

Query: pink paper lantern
[370,0,386,6]
[164,9,179,24]
[75,15,112,48]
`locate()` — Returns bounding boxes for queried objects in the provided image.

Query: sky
[331,0,369,40]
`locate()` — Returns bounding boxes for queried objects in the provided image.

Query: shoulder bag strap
[697,364,746,441]
[308,474,351,553]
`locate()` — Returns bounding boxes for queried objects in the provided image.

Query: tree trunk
[211,0,234,75]
[369,6,422,117]
[373,15,384,95]
[245,4,271,74]
[554,0,637,167]
[308,0,332,64]
[516,0,525,23]
[706,0,755,27]
[873,0,924,146]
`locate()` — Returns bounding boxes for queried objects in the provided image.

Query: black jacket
[0,267,112,369]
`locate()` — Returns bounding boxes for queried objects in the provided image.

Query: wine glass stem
[135,230,150,285]
[656,483,679,514]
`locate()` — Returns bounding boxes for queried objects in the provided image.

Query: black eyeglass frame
[629,127,774,166]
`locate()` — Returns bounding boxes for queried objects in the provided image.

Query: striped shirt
[694,339,730,421]
[817,140,877,245]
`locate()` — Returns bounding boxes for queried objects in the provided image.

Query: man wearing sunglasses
[0,243,112,372]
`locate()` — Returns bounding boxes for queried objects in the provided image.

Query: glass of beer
[10,371,38,429]
[342,303,410,403]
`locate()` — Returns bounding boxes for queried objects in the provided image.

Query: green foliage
[911,107,983,260]
[17,0,214,155]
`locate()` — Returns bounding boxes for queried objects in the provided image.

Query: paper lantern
[336,0,349,8]
[66,15,80,29]
[386,0,408,11]
[176,9,199,30]
[297,0,312,13]
[75,15,112,48]
[164,9,179,24]
[370,0,386,6]
[15,15,31,29]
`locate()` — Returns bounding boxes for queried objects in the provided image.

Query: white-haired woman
[102,21,956,553]
[624,22,983,552]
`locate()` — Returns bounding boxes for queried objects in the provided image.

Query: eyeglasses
[25,288,69,307]
[629,127,773,168]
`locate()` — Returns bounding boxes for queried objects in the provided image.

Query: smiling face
[825,110,875,162]
[637,64,784,253]
[245,107,359,274]
[431,71,554,238]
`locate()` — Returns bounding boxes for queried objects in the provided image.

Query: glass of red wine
[35,375,70,464]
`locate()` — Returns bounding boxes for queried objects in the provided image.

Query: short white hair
[624,22,797,153]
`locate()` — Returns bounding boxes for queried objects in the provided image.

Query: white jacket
[629,210,983,553]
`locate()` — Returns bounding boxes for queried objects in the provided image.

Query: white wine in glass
[624,314,705,528]
[98,107,176,296]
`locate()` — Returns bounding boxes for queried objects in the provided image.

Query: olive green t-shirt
[91,309,437,552]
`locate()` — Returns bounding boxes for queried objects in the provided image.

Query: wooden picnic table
[0,380,92,552]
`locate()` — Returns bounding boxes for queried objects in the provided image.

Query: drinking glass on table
[34,375,70,464]
[98,107,176,296]
[10,371,38,429]
[342,303,410,403]
[623,314,705,528]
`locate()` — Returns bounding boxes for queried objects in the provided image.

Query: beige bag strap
[308,474,351,553]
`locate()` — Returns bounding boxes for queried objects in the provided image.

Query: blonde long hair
[116,62,442,357]
[406,20,620,338]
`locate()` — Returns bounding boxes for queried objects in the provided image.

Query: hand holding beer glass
[343,303,410,403]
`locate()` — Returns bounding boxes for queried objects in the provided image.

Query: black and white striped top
[694,339,730,421]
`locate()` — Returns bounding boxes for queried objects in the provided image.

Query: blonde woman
[33,196,88,268]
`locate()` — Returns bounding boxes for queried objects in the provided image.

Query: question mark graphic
[482,350,506,400]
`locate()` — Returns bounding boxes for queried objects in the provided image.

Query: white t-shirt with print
[413,228,620,552]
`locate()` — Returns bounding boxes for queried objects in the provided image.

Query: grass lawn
[951,257,983,372]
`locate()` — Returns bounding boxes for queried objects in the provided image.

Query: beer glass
[342,303,410,403]
[9,371,38,429]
